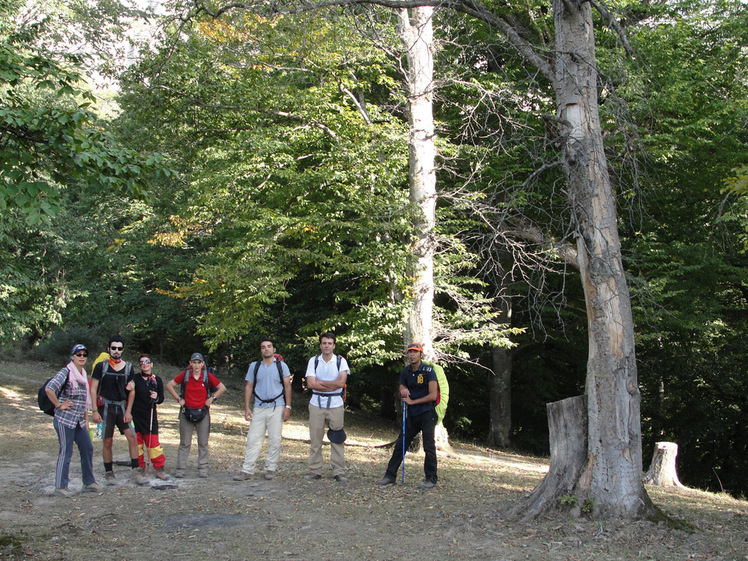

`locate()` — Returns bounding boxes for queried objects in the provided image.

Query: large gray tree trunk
[398,7,451,451]
[546,0,653,518]
[399,6,436,357]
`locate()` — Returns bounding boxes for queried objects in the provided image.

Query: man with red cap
[377,342,439,490]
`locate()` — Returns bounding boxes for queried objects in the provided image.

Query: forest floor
[0,359,746,561]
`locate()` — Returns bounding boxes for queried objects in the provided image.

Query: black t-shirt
[127,372,164,433]
[128,372,164,417]
[92,361,132,402]
[400,363,437,416]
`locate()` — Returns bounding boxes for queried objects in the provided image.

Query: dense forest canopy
[1,0,746,499]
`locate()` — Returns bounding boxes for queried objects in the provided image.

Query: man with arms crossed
[304,332,349,482]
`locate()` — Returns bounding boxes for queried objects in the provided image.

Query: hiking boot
[198,471,209,479]
[131,467,149,486]
[264,470,276,481]
[104,471,116,485]
[233,472,253,481]
[333,474,349,483]
[154,469,172,481]
[304,473,321,481]
[54,487,74,498]
[376,476,396,486]
[418,479,437,490]
[83,482,104,493]
[174,470,185,479]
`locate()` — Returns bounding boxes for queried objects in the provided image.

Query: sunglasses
[74,352,88,357]
[139,359,152,365]
[110,345,123,351]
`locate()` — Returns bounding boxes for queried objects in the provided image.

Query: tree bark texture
[398,7,436,356]
[553,0,652,518]
[397,8,451,452]
[643,442,683,488]
[512,396,588,519]
[487,345,512,448]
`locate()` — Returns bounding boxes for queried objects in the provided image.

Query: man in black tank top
[89,335,146,485]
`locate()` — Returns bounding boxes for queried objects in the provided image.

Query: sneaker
[131,468,149,486]
[104,471,116,485]
[83,482,104,493]
[376,476,396,486]
[198,471,209,479]
[55,487,74,498]
[418,479,437,490]
[174,471,185,479]
[154,469,172,481]
[264,471,276,481]
[233,472,253,481]
[304,473,321,481]
[333,474,348,483]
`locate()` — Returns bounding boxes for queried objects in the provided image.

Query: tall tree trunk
[487,344,512,448]
[550,0,653,518]
[398,6,451,452]
[398,6,436,357]
[487,292,512,447]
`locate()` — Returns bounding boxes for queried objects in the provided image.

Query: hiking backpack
[421,360,449,424]
[180,366,217,400]
[95,360,133,402]
[38,369,69,416]
[308,354,346,402]
[251,358,286,405]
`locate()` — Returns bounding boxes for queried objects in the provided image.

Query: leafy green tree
[0,0,167,225]
[619,0,748,497]
[0,0,170,348]
[113,10,514,377]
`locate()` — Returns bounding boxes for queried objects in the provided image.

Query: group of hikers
[45,332,442,497]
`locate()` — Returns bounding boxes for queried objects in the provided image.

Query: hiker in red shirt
[166,353,226,478]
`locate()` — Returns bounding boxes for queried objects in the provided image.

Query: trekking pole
[401,401,406,485]
[143,400,154,476]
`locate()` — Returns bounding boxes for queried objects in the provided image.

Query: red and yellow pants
[137,432,165,470]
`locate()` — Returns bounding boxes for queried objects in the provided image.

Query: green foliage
[559,494,577,508]
[0,1,169,225]
[112,9,515,378]
[619,0,748,497]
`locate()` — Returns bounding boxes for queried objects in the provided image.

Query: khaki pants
[177,410,210,473]
[308,404,345,477]
[240,405,284,474]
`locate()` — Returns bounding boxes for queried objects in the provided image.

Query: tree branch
[189,0,555,81]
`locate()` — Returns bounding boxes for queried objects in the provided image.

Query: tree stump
[511,395,588,519]
[643,442,683,487]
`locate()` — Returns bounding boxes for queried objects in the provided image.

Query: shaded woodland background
[1,0,746,498]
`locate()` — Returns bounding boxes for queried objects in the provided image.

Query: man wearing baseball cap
[166,352,226,478]
[377,342,439,489]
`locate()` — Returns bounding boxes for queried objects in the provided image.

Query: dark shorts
[98,404,131,439]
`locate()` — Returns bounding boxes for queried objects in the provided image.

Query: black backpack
[251,359,286,405]
[38,369,69,416]
[180,366,217,400]
[310,354,346,402]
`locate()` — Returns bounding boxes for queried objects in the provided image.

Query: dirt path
[1,360,746,561]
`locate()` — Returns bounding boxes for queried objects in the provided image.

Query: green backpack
[422,360,449,424]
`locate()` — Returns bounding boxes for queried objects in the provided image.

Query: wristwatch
[285,405,292,410]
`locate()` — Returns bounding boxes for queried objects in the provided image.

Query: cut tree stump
[643,441,683,487]
[511,395,588,519]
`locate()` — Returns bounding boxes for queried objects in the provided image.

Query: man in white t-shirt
[304,332,349,482]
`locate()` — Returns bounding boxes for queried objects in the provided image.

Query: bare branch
[589,0,635,56]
